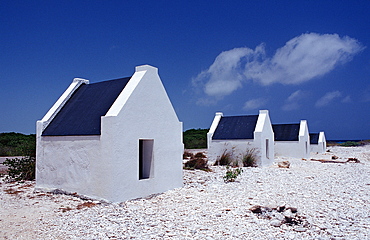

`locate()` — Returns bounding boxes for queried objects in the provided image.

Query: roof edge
[40,78,89,132]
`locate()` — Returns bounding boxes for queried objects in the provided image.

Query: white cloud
[193,33,364,100]
[282,90,307,111]
[315,91,342,107]
[193,47,253,97]
[243,98,268,110]
[247,33,364,85]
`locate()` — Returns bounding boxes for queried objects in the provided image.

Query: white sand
[1,145,369,239]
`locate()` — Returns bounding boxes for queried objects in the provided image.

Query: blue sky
[1,1,369,139]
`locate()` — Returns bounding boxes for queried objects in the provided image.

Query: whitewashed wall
[35,132,100,197]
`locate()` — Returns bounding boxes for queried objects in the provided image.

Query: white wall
[208,139,254,165]
[35,133,100,197]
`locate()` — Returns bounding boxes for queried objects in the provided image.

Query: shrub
[183,128,208,149]
[3,156,36,181]
[2,133,36,181]
[183,150,194,159]
[184,152,210,171]
[223,166,243,182]
[214,149,233,166]
[242,148,258,167]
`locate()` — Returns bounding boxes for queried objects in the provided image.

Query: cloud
[193,33,364,100]
[246,33,364,85]
[282,90,307,111]
[243,98,268,110]
[193,47,253,98]
[341,95,352,103]
[315,91,342,107]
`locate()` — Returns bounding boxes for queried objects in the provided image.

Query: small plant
[223,166,243,182]
[184,152,210,171]
[214,149,233,166]
[3,156,36,181]
[242,148,258,167]
[183,150,194,159]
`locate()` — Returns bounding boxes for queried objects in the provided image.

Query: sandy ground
[0,146,369,239]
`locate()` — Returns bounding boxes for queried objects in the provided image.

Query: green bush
[183,129,208,149]
[223,166,243,182]
[0,132,36,156]
[1,132,36,181]
[3,156,36,181]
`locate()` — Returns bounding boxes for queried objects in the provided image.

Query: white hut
[207,110,274,167]
[36,65,183,202]
[310,132,326,154]
[272,120,310,159]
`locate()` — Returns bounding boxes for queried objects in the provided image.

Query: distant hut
[272,120,310,159]
[310,132,326,154]
[207,110,274,167]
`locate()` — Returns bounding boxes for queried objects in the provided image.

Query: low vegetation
[242,148,258,167]
[3,156,36,181]
[215,147,258,167]
[223,166,243,182]
[0,132,36,156]
[183,128,208,149]
[184,151,210,171]
[340,141,361,147]
[214,149,233,166]
[0,132,36,181]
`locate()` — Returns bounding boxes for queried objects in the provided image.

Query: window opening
[139,139,154,180]
[265,139,269,159]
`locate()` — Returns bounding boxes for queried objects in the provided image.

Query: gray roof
[212,115,259,140]
[42,77,131,136]
[272,124,300,141]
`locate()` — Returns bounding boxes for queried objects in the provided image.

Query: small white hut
[272,120,310,159]
[36,65,183,202]
[310,132,326,154]
[207,110,274,167]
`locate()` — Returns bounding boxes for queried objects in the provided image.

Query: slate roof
[272,124,300,141]
[309,133,319,144]
[212,115,259,140]
[42,77,131,136]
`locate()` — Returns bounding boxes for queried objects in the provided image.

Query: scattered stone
[278,161,291,168]
[270,219,282,227]
[294,227,307,232]
[332,155,339,160]
[249,205,262,214]
[347,158,360,163]
[286,207,298,213]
